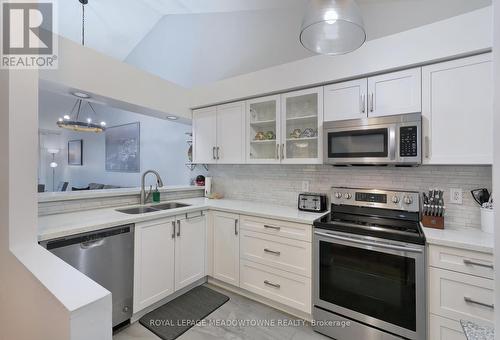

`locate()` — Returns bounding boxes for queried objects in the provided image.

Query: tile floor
[114,284,329,340]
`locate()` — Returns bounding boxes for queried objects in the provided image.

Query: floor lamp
[48,149,59,191]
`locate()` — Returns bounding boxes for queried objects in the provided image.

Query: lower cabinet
[134,214,207,313]
[212,211,240,286]
[175,214,207,291]
[429,315,466,340]
[133,218,176,313]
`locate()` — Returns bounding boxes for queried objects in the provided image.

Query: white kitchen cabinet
[192,102,245,164]
[324,79,368,122]
[246,95,281,164]
[133,218,176,313]
[422,54,493,164]
[213,211,240,286]
[216,102,246,164]
[281,87,323,164]
[192,106,217,164]
[174,214,207,291]
[367,68,421,117]
[429,315,466,340]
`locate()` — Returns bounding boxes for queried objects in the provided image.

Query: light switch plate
[302,181,309,192]
[450,188,463,204]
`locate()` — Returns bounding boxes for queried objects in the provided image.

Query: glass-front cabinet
[245,88,323,164]
[246,95,281,163]
[281,88,323,164]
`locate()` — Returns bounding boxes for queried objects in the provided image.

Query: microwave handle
[389,127,396,160]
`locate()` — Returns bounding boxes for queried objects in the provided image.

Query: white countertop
[38,197,327,241]
[38,185,204,203]
[422,225,494,253]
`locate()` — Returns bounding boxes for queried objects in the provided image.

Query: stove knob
[335,192,342,199]
[391,196,400,204]
[343,193,352,199]
[403,196,413,205]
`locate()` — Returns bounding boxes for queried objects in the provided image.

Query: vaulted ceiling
[55,0,491,87]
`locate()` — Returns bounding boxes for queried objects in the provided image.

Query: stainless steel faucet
[140,170,164,205]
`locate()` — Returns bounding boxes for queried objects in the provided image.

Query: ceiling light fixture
[300,0,366,55]
[166,116,178,120]
[57,97,106,133]
[72,91,91,99]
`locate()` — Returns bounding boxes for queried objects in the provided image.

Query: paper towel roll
[205,177,212,198]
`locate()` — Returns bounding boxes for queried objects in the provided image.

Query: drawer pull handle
[264,225,280,231]
[463,259,494,269]
[264,280,280,289]
[264,248,281,256]
[464,297,494,309]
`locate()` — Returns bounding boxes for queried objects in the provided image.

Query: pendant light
[300,0,366,55]
[56,0,106,133]
[57,94,107,133]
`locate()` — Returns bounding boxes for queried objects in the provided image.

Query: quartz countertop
[38,185,204,203]
[422,225,494,253]
[38,197,327,241]
[461,320,494,340]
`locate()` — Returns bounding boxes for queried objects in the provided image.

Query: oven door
[324,125,397,165]
[313,229,426,340]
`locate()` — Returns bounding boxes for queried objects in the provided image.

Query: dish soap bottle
[152,185,161,203]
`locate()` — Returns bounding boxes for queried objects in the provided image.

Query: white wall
[39,90,196,190]
[0,60,110,340]
[39,34,192,122]
[493,0,500,338]
[189,7,493,108]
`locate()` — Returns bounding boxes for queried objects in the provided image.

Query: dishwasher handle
[80,239,105,249]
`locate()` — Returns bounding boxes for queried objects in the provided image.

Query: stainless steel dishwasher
[40,224,134,327]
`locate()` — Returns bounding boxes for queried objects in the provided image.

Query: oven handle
[314,231,423,253]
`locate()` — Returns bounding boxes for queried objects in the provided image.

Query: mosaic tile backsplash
[208,165,492,229]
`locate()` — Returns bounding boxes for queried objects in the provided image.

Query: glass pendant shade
[300,0,366,55]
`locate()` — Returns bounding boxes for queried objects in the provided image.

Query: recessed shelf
[251,139,276,144]
[286,115,317,122]
[286,137,318,141]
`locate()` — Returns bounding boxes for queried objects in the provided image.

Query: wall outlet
[449,188,463,204]
[301,181,310,192]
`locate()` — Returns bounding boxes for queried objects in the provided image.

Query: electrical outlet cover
[450,188,463,204]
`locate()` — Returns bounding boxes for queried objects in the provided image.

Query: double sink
[116,202,190,215]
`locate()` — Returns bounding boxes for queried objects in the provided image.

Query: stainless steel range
[312,188,426,340]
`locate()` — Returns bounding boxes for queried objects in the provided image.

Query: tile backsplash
[208,165,492,229]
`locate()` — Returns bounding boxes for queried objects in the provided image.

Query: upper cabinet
[422,54,493,165]
[368,68,421,117]
[281,87,323,164]
[246,95,281,164]
[324,79,367,121]
[193,102,245,164]
[324,68,421,121]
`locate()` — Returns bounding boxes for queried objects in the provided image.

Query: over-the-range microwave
[324,113,422,166]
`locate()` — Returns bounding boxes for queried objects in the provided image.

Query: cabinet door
[216,101,245,164]
[133,218,175,313]
[368,68,421,117]
[246,95,281,164]
[324,79,368,121]
[429,314,466,340]
[174,214,206,291]
[213,211,240,286]
[281,87,323,164]
[192,107,217,164]
[422,54,493,164]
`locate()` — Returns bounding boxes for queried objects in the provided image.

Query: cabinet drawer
[429,314,466,340]
[240,260,311,313]
[240,215,311,242]
[240,230,311,277]
[429,245,494,279]
[429,267,494,325]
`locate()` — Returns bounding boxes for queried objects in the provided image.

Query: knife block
[422,215,444,229]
